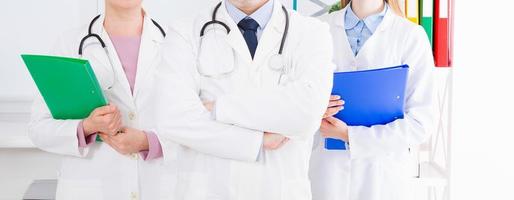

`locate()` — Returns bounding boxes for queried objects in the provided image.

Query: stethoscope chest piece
[268,54,285,72]
[198,2,290,83]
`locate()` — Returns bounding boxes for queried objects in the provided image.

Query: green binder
[420,0,434,46]
[21,54,107,119]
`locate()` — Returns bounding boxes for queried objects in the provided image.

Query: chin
[107,0,142,9]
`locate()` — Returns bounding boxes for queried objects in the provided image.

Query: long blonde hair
[340,0,404,17]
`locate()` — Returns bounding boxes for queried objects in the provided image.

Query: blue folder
[325,65,409,150]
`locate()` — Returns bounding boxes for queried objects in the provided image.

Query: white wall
[0,0,96,99]
[452,0,514,199]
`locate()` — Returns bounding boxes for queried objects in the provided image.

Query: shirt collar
[345,2,388,32]
[225,0,274,29]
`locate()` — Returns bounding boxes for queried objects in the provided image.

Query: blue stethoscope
[77,14,166,90]
[198,2,291,83]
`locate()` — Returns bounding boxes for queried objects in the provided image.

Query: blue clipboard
[325,65,409,150]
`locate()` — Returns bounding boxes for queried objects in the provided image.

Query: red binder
[449,0,455,67]
[434,0,452,67]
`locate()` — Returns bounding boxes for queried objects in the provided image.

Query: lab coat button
[128,112,135,120]
[130,192,138,200]
[131,153,138,160]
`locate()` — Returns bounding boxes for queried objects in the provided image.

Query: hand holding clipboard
[325,65,409,150]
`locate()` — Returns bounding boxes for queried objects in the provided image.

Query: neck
[351,0,385,19]
[104,4,144,36]
[228,0,270,15]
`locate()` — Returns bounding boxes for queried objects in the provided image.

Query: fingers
[328,100,345,108]
[99,134,112,145]
[329,95,341,101]
[271,137,288,150]
[119,126,129,134]
[326,95,345,118]
[277,137,289,148]
[319,127,339,139]
[203,101,214,112]
[319,118,335,134]
[94,105,118,116]
[263,133,289,150]
[102,113,122,136]
[323,106,343,118]
[325,116,344,125]
[111,113,122,132]
[100,133,130,155]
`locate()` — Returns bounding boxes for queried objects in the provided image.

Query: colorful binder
[21,54,107,119]
[420,0,434,46]
[434,0,450,67]
[325,65,409,150]
[448,0,454,67]
[405,0,420,24]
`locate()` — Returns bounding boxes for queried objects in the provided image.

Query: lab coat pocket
[159,172,177,199]
[281,179,312,200]
[176,172,208,200]
[56,179,103,200]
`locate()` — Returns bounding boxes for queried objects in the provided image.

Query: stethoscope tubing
[77,14,166,90]
[198,1,291,82]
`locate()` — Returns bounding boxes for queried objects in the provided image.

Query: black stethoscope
[77,14,166,90]
[197,2,291,84]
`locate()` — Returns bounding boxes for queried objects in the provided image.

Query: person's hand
[203,101,215,112]
[83,104,122,136]
[99,127,149,155]
[323,95,344,118]
[320,117,349,142]
[263,132,289,150]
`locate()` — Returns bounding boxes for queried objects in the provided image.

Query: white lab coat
[309,7,436,200]
[28,13,174,200]
[153,1,335,200]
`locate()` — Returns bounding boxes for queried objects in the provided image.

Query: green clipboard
[420,0,434,46]
[22,54,107,141]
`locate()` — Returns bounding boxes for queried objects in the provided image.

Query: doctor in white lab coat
[153,0,334,199]
[309,1,436,200]
[28,1,173,199]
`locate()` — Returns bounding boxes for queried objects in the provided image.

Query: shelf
[0,97,34,148]
[0,136,34,148]
[0,121,34,148]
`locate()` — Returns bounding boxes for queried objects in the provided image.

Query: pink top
[110,36,140,93]
[77,35,163,161]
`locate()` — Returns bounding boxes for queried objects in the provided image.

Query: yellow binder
[405,0,420,24]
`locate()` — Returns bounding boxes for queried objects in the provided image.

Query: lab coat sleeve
[214,21,335,139]
[154,28,263,162]
[348,26,437,159]
[27,32,92,157]
[29,95,90,157]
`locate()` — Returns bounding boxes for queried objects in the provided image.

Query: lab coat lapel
[90,15,133,99]
[132,15,163,100]
[219,1,254,62]
[333,7,356,69]
[253,0,284,65]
